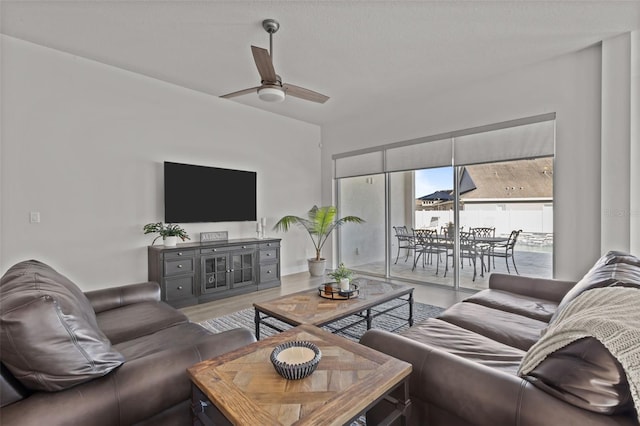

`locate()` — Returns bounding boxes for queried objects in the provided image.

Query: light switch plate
[200,231,228,242]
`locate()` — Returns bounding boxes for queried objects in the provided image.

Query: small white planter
[339,278,350,291]
[164,236,178,247]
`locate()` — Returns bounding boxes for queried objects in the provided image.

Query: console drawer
[164,257,194,276]
[165,276,195,301]
[260,249,278,263]
[201,244,256,255]
[259,263,279,283]
[259,242,280,250]
[164,250,196,259]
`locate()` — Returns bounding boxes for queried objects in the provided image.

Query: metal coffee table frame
[253,279,414,340]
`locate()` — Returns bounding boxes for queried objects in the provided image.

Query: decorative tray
[318,283,359,300]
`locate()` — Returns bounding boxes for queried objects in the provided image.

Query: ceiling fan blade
[283,83,330,104]
[219,86,260,99]
[251,46,277,83]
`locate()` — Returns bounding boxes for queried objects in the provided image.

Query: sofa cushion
[464,288,558,322]
[0,364,30,407]
[549,251,640,324]
[524,337,634,415]
[114,323,255,361]
[114,322,214,360]
[96,301,188,345]
[438,302,548,351]
[401,318,525,374]
[0,260,124,391]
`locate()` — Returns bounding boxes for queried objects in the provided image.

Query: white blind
[385,138,452,172]
[335,151,384,178]
[333,114,555,178]
[453,120,555,166]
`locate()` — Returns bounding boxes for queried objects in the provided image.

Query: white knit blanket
[518,286,640,421]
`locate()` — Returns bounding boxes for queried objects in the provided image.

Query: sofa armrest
[488,273,576,302]
[361,329,523,425]
[0,328,255,426]
[85,281,161,313]
[360,329,635,426]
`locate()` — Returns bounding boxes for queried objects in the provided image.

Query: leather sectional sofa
[361,251,640,425]
[0,260,255,425]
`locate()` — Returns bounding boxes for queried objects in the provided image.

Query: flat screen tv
[164,162,257,223]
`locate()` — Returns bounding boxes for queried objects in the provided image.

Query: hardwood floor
[180,272,472,323]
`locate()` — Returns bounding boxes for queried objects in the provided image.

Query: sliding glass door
[389,167,454,287]
[457,158,554,289]
[334,114,556,290]
[338,174,386,277]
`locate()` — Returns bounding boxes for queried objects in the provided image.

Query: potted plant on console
[143,222,190,247]
[273,205,364,277]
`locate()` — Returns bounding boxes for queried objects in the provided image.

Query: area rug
[199,300,445,341]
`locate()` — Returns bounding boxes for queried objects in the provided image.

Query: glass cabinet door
[202,255,229,293]
[230,251,254,288]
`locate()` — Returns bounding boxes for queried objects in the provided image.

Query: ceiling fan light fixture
[258,86,285,102]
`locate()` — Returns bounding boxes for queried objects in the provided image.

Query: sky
[414,168,453,198]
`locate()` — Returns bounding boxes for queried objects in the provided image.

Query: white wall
[0,36,321,290]
[322,43,610,281]
[601,33,632,252]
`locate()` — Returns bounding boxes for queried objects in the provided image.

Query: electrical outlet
[29,212,40,223]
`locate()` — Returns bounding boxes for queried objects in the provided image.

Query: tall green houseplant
[273,205,364,276]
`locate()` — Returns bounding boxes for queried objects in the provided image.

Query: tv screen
[164,162,257,223]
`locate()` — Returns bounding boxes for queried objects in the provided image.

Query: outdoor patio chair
[470,227,495,238]
[459,231,479,281]
[393,225,416,264]
[412,228,448,276]
[490,229,522,275]
[471,227,495,274]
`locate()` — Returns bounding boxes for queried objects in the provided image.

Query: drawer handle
[213,249,217,252]
[242,245,247,249]
[267,243,271,246]
[177,252,183,256]
[195,400,210,413]
[267,270,272,274]
[177,286,183,290]
[266,253,271,256]
[177,264,183,268]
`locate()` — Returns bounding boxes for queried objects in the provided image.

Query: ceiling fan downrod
[262,19,280,60]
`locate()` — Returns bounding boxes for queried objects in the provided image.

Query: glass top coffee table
[188,324,412,426]
[253,278,414,340]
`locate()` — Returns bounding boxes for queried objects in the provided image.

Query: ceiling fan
[220,19,330,104]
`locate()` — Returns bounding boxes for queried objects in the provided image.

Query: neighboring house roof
[418,190,453,201]
[461,157,553,200]
[415,158,553,207]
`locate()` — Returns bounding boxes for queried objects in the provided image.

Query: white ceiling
[2,1,639,127]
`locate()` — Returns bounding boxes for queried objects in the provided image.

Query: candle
[256,223,262,232]
[261,217,267,228]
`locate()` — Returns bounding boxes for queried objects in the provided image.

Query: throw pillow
[548,251,640,324]
[0,260,124,391]
[524,337,634,414]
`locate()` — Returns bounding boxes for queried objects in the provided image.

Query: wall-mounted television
[164,161,257,223]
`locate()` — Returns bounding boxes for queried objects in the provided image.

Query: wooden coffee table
[253,278,414,340]
[188,324,412,426]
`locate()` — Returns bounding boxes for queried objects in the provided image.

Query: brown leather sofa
[361,251,640,426]
[0,260,255,425]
